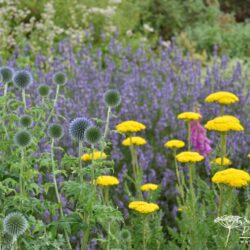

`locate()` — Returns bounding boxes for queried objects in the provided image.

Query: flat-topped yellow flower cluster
[140,183,159,191]
[211,157,232,166]
[116,120,146,133]
[177,112,201,121]
[122,136,146,146]
[81,151,107,161]
[205,115,244,132]
[212,168,250,188]
[96,176,119,186]
[205,91,239,105]
[164,139,185,149]
[176,151,204,163]
[128,201,159,214]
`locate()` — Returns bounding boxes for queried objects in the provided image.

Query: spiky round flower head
[2,232,13,247]
[38,84,50,97]
[104,89,121,107]
[0,66,13,84]
[120,229,131,241]
[14,130,32,148]
[53,72,67,85]
[3,212,28,237]
[13,70,33,89]
[84,126,102,145]
[19,115,33,128]
[48,124,64,139]
[69,117,93,141]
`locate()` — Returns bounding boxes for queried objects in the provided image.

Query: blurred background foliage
[0,0,250,59]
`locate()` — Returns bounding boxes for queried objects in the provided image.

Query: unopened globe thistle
[14,130,32,148]
[0,66,13,84]
[13,70,33,89]
[19,115,33,128]
[3,212,28,237]
[48,124,64,139]
[38,84,50,97]
[53,72,67,85]
[104,89,121,107]
[69,117,93,141]
[84,126,102,145]
[120,229,131,241]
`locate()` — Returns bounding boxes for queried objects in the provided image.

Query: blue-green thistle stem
[51,139,72,249]
[22,89,26,110]
[91,145,96,193]
[3,84,8,97]
[79,142,83,184]
[104,106,111,139]
[20,149,25,196]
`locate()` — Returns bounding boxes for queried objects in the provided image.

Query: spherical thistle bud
[2,232,13,247]
[0,66,14,84]
[120,229,131,241]
[13,70,33,89]
[69,117,93,141]
[3,212,28,237]
[84,126,102,145]
[38,84,50,97]
[19,115,33,128]
[7,99,19,112]
[48,124,64,139]
[14,130,32,148]
[53,72,67,86]
[104,89,121,107]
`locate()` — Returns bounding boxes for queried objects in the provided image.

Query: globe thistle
[69,117,93,141]
[120,229,131,241]
[0,66,13,84]
[53,72,67,85]
[13,70,33,89]
[19,115,33,128]
[7,100,19,112]
[48,124,64,139]
[104,89,121,107]
[3,212,28,237]
[38,84,50,97]
[14,130,32,148]
[84,126,102,145]
[2,232,13,247]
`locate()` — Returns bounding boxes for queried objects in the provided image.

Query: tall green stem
[22,89,26,110]
[220,132,227,166]
[51,139,72,249]
[79,142,83,184]
[81,214,90,250]
[143,216,148,250]
[104,106,111,139]
[20,149,25,196]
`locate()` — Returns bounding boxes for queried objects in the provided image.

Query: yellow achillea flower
[247,154,250,158]
[212,168,250,188]
[116,120,146,133]
[122,136,147,146]
[140,183,159,191]
[210,157,232,166]
[81,151,107,161]
[177,112,201,121]
[205,91,239,105]
[129,201,159,214]
[164,139,185,149]
[176,151,204,163]
[205,115,244,132]
[96,176,119,186]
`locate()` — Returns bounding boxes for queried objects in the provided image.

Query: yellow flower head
[116,120,146,133]
[210,157,232,166]
[81,151,107,161]
[205,115,244,132]
[164,139,185,149]
[177,112,201,121]
[212,168,250,188]
[247,154,250,158]
[205,91,239,105]
[176,151,204,163]
[141,183,159,192]
[96,176,119,186]
[122,136,147,146]
[129,201,159,214]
